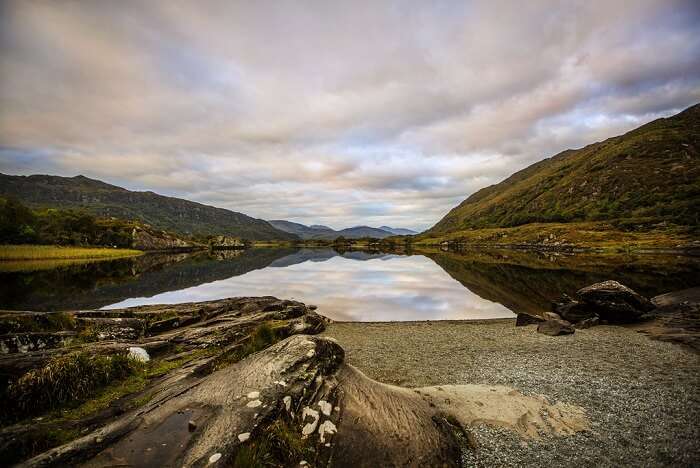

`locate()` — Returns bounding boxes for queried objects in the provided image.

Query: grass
[414,221,698,251]
[213,322,284,371]
[233,419,313,467]
[3,351,144,419]
[0,347,220,464]
[0,244,142,261]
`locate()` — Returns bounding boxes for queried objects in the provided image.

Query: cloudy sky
[1,1,699,231]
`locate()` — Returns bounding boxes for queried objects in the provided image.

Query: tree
[0,197,37,244]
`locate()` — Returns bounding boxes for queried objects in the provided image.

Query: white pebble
[318,400,332,416]
[246,391,260,399]
[301,407,320,437]
[318,420,337,443]
[208,452,222,464]
[127,347,150,363]
[238,432,250,442]
[246,400,262,408]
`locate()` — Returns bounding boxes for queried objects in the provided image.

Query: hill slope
[428,104,700,236]
[268,220,337,239]
[380,226,418,235]
[0,174,297,240]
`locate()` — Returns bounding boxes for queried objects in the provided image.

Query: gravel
[322,319,700,467]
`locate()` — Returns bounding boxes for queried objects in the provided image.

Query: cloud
[1,0,699,230]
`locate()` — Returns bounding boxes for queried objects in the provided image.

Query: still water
[1,248,698,321]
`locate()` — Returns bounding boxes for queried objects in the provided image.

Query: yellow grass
[0,245,143,261]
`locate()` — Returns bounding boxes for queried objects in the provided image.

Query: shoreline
[322,320,700,466]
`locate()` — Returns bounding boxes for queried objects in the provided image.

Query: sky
[1,1,699,231]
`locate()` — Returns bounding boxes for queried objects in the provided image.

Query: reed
[0,244,142,261]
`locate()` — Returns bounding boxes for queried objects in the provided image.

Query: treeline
[0,198,134,247]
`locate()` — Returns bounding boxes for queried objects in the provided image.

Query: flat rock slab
[416,385,588,439]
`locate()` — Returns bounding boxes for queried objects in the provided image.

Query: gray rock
[576,280,654,323]
[543,312,563,321]
[515,313,544,326]
[537,319,575,336]
[552,294,597,323]
[573,317,600,329]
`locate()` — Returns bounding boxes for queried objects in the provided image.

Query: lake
[1,247,699,321]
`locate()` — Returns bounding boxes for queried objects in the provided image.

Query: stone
[515,313,544,326]
[573,317,600,329]
[543,312,563,321]
[127,346,150,362]
[537,319,575,336]
[552,293,597,323]
[576,280,654,323]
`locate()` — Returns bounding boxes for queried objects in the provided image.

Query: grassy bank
[412,221,699,252]
[0,245,143,261]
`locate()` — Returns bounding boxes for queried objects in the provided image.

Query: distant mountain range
[379,226,419,236]
[0,173,296,241]
[268,220,417,240]
[427,103,700,236]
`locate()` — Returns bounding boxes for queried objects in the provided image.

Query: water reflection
[1,247,698,321]
[107,250,514,321]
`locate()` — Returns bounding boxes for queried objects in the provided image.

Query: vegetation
[0,347,216,465]
[4,351,143,419]
[214,322,282,369]
[0,244,142,261]
[233,419,313,467]
[0,197,137,247]
[425,104,700,243]
[415,220,697,251]
[0,173,297,240]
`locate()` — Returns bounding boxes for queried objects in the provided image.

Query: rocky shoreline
[0,284,698,467]
[516,281,700,352]
[323,318,699,467]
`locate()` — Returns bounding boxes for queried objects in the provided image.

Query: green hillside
[428,104,700,235]
[0,174,297,241]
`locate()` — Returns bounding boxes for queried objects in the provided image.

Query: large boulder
[537,319,575,336]
[576,281,654,323]
[552,294,597,323]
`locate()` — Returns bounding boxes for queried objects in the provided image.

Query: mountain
[379,226,418,235]
[336,226,395,239]
[268,221,410,240]
[268,220,337,239]
[427,103,700,236]
[0,174,297,241]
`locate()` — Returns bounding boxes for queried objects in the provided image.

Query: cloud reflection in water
[105,254,514,321]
